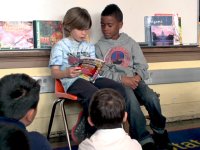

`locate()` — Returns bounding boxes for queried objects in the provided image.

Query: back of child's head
[89,88,125,129]
[63,7,92,37]
[0,73,40,120]
[0,123,30,150]
[101,4,123,22]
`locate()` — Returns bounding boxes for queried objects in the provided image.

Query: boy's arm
[49,42,81,79]
[131,41,149,80]
[51,66,81,79]
[95,45,124,82]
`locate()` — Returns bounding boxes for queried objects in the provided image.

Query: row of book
[144,14,182,46]
[0,15,182,49]
[0,21,63,49]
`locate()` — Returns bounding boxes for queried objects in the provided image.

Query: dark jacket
[0,117,52,150]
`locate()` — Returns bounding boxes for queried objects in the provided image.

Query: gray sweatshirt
[95,33,149,82]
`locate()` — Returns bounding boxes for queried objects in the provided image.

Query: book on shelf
[68,55,105,82]
[151,25,174,46]
[144,16,173,46]
[154,13,182,45]
[33,20,63,48]
[0,21,34,49]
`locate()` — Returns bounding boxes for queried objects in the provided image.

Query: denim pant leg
[134,81,166,132]
[67,78,99,134]
[67,78,98,116]
[124,86,154,145]
[94,78,127,99]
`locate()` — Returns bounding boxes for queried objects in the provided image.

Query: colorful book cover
[154,13,182,45]
[0,21,34,49]
[33,20,63,48]
[151,25,174,46]
[144,16,173,46]
[68,55,105,82]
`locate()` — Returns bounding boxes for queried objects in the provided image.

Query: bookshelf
[0,49,50,69]
[0,46,200,69]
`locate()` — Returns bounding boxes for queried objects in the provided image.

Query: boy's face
[70,29,90,42]
[101,15,122,40]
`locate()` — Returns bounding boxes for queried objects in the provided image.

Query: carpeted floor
[168,127,200,150]
[53,127,200,150]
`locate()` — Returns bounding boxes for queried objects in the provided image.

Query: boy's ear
[26,109,37,125]
[123,112,127,123]
[87,116,94,127]
[119,22,123,29]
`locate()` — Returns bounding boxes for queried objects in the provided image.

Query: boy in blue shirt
[95,4,173,150]
[0,73,52,150]
[49,7,127,144]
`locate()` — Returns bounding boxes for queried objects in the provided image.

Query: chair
[47,79,78,150]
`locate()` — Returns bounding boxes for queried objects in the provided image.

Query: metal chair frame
[47,79,78,150]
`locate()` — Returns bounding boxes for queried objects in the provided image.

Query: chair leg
[60,100,72,150]
[47,99,62,139]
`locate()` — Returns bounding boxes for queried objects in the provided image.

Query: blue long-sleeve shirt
[0,117,52,150]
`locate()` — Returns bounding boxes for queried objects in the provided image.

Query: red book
[68,55,105,82]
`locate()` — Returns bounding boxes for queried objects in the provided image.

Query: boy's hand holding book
[68,54,105,82]
[66,66,82,78]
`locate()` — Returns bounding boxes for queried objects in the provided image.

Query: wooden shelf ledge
[0,46,199,69]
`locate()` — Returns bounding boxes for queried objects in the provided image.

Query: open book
[68,55,105,82]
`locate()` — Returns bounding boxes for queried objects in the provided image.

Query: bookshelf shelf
[0,46,200,69]
[142,46,200,62]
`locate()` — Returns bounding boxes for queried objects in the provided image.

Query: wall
[0,0,198,44]
[146,61,200,122]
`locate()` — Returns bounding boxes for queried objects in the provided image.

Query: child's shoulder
[120,33,138,44]
[81,41,95,48]
[52,38,73,48]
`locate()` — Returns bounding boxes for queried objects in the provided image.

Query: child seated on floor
[78,88,142,150]
[0,123,30,150]
[0,73,52,150]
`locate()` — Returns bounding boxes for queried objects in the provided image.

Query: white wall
[0,0,198,44]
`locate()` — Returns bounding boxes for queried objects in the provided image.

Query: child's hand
[121,76,140,90]
[66,67,82,78]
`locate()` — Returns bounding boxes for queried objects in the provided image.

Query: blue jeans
[67,78,127,134]
[124,80,166,145]
[67,78,126,115]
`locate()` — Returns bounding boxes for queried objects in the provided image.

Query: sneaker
[71,111,87,144]
[142,142,157,150]
[153,130,173,150]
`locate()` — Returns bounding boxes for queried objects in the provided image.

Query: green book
[33,20,63,49]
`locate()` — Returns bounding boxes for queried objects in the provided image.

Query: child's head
[101,4,123,40]
[63,7,92,41]
[0,73,40,125]
[0,123,30,150]
[88,88,127,129]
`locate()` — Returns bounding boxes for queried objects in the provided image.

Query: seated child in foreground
[0,123,30,150]
[79,88,142,150]
[0,73,52,150]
